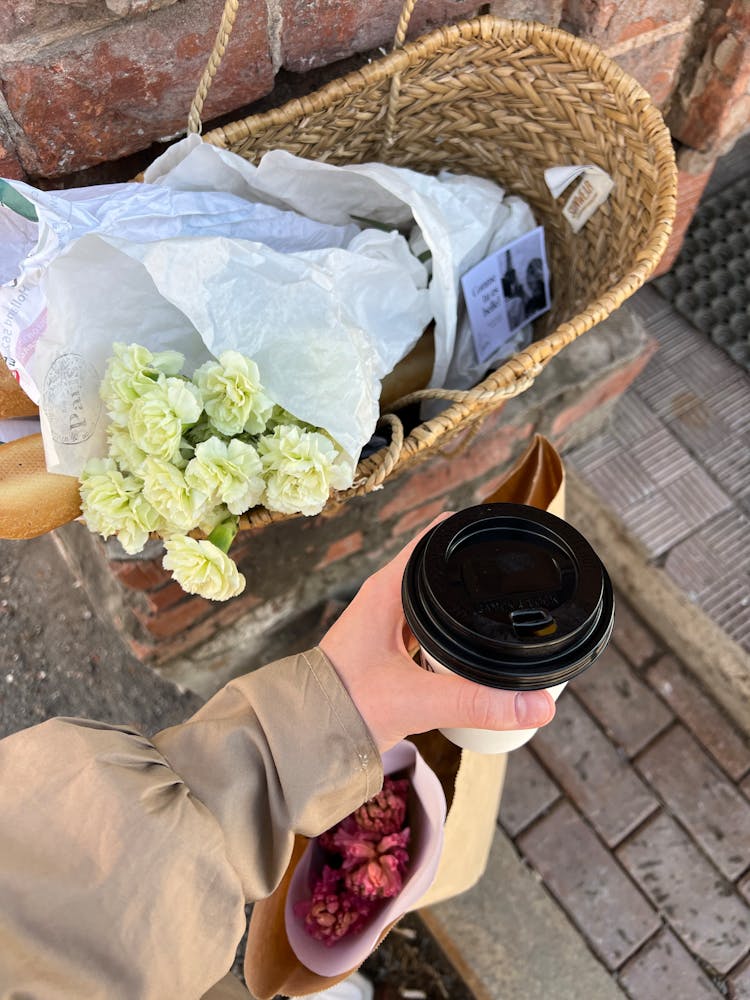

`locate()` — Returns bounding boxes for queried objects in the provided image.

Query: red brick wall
[1,0,743,183]
[2,0,745,268]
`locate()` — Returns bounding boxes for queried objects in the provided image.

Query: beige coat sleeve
[0,648,382,1000]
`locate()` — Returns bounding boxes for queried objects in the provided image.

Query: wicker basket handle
[187,0,419,134]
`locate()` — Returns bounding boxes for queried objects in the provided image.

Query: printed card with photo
[461,226,551,365]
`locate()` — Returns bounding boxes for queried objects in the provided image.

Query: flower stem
[208,516,239,553]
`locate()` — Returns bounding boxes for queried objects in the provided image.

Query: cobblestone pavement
[500,591,750,999]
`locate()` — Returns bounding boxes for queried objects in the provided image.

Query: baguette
[0,434,81,539]
[0,360,39,419]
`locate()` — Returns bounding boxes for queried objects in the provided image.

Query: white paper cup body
[420,648,566,753]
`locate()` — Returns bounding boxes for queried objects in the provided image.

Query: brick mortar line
[612,786,750,897]
[515,730,750,955]
[512,791,750,982]
[509,797,667,976]
[610,638,663,676]
[602,14,695,59]
[564,687,673,824]
[636,655,750,786]
[0,89,25,153]
[0,11,119,63]
[625,714,680,766]
[265,0,283,74]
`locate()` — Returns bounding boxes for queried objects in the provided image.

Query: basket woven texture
[187,0,676,531]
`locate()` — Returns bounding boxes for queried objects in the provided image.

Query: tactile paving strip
[656,174,750,372]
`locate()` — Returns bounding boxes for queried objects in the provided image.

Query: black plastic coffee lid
[402,503,614,691]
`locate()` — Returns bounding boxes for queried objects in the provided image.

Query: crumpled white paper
[144,136,515,392]
[1,136,528,481]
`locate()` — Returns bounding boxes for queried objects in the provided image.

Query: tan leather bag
[243,434,565,999]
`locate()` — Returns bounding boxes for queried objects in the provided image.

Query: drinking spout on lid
[510,608,558,638]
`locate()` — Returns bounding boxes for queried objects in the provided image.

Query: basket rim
[201,13,676,527]
[202,12,676,355]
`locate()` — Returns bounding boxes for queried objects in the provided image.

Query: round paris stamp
[42,353,101,445]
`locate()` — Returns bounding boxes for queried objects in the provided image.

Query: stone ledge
[566,468,750,739]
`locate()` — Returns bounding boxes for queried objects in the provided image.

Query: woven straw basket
[182,0,677,531]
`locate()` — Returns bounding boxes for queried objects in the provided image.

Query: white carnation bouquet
[79,342,350,601]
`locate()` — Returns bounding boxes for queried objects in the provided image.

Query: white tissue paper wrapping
[0,134,534,481]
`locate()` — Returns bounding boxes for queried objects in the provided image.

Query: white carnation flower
[100,342,184,426]
[258,424,347,516]
[185,437,264,516]
[193,351,273,436]
[107,424,148,477]
[141,456,209,532]
[162,536,245,601]
[79,457,160,554]
[127,376,203,463]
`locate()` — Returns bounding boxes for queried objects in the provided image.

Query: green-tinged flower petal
[258,424,345,516]
[185,436,264,516]
[127,376,203,463]
[265,404,305,433]
[107,424,148,477]
[163,535,245,601]
[79,458,160,555]
[185,416,230,447]
[100,342,185,426]
[193,350,273,436]
[141,456,208,531]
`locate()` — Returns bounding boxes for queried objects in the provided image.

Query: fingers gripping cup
[402,503,615,754]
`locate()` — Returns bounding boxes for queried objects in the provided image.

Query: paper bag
[243,434,565,999]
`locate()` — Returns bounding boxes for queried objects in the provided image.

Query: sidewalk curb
[567,469,750,739]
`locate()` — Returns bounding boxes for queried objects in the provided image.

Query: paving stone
[620,491,696,558]
[661,467,733,529]
[705,373,750,435]
[664,508,750,608]
[628,285,675,329]
[666,395,736,460]
[618,928,724,999]
[686,508,750,573]
[739,872,750,907]
[609,392,662,448]
[628,425,697,485]
[673,342,743,399]
[567,430,620,472]
[635,726,750,882]
[583,448,657,512]
[572,645,672,756]
[634,302,705,364]
[647,655,750,781]
[696,575,750,653]
[664,533,728,600]
[743,774,750,801]
[517,801,660,970]
[730,956,750,1000]
[611,598,662,670]
[617,811,750,975]
[498,746,561,837]
[423,826,627,1000]
[703,433,750,503]
[634,355,699,420]
[532,693,659,847]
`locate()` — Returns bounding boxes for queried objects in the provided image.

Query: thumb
[413,670,556,736]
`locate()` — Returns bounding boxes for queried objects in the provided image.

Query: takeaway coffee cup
[402,503,614,753]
